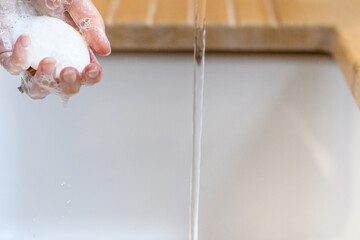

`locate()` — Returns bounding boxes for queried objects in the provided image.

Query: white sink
[1,53,360,240]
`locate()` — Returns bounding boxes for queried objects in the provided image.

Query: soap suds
[11,16,90,77]
[0,30,12,50]
[1,0,91,101]
[79,17,91,30]
[45,0,62,11]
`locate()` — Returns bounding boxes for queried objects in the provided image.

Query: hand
[0,0,111,99]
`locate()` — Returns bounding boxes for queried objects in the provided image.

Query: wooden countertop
[93,0,360,108]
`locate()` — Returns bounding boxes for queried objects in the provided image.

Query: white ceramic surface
[0,53,360,240]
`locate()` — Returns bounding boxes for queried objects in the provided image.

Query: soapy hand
[0,0,111,99]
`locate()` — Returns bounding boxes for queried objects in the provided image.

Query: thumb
[0,34,32,75]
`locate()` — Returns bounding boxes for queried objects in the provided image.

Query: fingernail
[63,69,77,82]
[88,69,99,78]
[20,35,31,48]
[42,59,56,75]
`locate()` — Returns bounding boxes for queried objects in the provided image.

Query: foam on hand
[11,16,90,78]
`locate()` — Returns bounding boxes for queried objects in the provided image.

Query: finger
[59,67,81,95]
[82,63,102,86]
[24,81,50,100]
[68,0,111,56]
[26,58,57,99]
[81,50,102,85]
[0,35,31,75]
[20,71,50,100]
[35,58,57,83]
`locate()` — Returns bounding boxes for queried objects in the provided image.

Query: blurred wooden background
[93,0,360,108]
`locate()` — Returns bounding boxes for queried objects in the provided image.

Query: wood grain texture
[235,0,269,24]
[93,0,360,108]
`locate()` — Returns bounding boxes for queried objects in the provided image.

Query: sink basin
[1,53,360,240]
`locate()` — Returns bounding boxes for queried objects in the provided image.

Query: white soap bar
[11,16,90,78]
